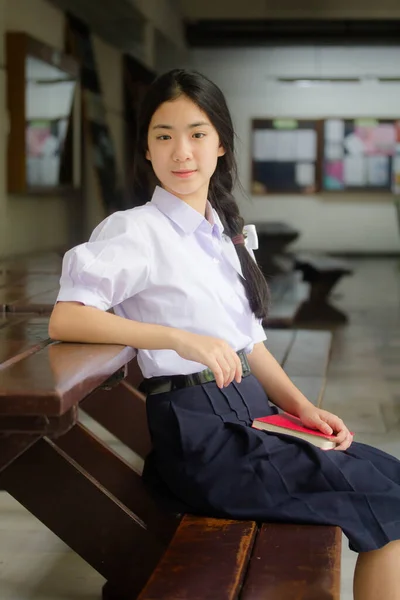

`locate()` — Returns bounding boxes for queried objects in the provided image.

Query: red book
[252,413,349,450]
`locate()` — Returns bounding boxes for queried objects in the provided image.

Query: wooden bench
[0,315,341,599]
[295,253,353,324]
[0,253,61,315]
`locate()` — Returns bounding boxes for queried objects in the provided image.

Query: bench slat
[0,341,135,416]
[0,316,50,366]
[263,329,295,366]
[6,288,59,313]
[138,515,257,600]
[240,523,342,600]
[0,272,25,289]
[0,274,60,304]
[289,376,327,408]
[283,330,332,377]
[0,314,32,330]
[0,253,62,275]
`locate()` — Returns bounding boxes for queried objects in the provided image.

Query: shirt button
[213,257,220,264]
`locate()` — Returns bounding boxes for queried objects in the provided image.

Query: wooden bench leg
[53,422,179,544]
[240,523,342,599]
[296,297,348,324]
[296,273,348,324]
[0,437,166,598]
[81,379,152,458]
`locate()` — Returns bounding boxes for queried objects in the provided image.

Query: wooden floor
[0,257,400,600]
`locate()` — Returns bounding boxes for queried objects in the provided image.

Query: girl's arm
[48,301,242,388]
[247,341,314,417]
[247,341,353,450]
[49,301,182,349]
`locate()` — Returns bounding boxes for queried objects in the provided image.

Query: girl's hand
[172,330,242,388]
[297,406,354,451]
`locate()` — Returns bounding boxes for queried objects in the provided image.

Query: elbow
[48,301,86,342]
[48,302,70,341]
[48,311,61,341]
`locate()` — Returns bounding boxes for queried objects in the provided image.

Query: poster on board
[323,118,397,192]
[251,119,319,194]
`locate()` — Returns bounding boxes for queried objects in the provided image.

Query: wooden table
[255,221,299,277]
[0,253,61,314]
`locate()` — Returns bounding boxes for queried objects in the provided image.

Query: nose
[172,136,192,163]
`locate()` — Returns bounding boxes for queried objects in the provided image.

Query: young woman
[49,69,400,599]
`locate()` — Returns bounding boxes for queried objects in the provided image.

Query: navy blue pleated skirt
[142,373,400,553]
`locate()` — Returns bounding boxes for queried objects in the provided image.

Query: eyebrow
[152,122,211,130]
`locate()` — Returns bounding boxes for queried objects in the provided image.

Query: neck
[163,182,209,217]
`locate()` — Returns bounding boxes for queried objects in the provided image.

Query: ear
[217,144,226,157]
[146,149,151,161]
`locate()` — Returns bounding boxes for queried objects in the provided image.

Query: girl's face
[146,95,225,204]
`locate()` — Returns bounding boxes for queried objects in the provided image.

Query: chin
[167,181,203,196]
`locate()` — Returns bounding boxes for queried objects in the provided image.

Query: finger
[314,418,334,435]
[234,353,242,383]
[334,432,352,451]
[335,433,354,452]
[322,413,345,435]
[224,354,238,386]
[210,360,225,389]
[227,352,241,385]
[333,428,348,445]
[217,355,233,387]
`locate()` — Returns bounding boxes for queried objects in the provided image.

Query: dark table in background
[254,221,300,277]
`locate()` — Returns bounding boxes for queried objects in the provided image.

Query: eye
[193,132,206,139]
[156,135,171,141]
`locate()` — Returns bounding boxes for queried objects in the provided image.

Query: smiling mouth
[172,170,197,178]
[172,169,196,173]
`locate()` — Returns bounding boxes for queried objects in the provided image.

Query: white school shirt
[57,186,267,378]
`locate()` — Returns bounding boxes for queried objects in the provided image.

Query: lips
[172,169,197,178]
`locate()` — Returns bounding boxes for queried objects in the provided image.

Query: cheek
[148,150,169,178]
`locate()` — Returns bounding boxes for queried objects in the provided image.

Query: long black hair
[132,69,269,320]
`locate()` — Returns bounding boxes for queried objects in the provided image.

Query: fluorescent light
[275,76,400,85]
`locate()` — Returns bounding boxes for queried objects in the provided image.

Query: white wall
[190,46,400,253]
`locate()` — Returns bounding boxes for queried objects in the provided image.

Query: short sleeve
[251,315,267,344]
[56,211,150,310]
[244,314,267,355]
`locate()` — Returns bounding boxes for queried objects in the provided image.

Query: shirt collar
[150,186,224,239]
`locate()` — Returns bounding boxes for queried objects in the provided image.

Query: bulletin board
[251,119,321,195]
[323,118,400,192]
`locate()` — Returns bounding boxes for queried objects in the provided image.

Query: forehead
[150,96,210,125]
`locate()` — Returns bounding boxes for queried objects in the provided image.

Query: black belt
[140,349,251,396]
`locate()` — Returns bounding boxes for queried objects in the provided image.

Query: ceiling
[178,0,400,21]
[179,0,400,46]
[46,0,400,54]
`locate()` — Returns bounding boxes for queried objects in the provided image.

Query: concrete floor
[0,257,399,599]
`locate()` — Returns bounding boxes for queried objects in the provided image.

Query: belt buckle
[238,350,250,375]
